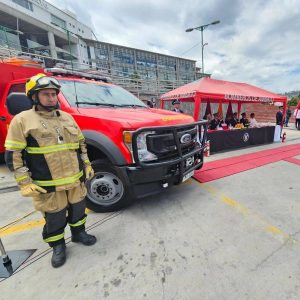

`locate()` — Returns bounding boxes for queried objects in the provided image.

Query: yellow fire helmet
[25,73,61,99]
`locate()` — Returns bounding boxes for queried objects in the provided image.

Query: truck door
[0,83,26,155]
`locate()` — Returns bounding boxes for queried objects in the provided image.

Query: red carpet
[194,143,300,183]
[283,157,300,165]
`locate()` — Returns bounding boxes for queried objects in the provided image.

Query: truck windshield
[59,80,147,108]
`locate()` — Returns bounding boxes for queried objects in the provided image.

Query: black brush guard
[131,120,208,183]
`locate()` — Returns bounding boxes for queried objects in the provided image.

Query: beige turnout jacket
[5,107,90,193]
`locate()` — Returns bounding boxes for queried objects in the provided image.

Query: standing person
[294,106,300,130]
[276,106,284,126]
[284,106,292,127]
[4,74,97,268]
[151,98,156,108]
[146,100,154,108]
[276,106,284,137]
[172,99,184,113]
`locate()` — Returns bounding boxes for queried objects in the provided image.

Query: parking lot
[1,127,300,300]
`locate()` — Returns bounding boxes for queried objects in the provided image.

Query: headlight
[123,130,158,162]
[136,131,158,162]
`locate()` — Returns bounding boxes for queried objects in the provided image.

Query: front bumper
[118,120,208,199]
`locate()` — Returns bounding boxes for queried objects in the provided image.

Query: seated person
[225,113,239,127]
[203,113,212,122]
[209,113,221,130]
[249,113,258,128]
[225,113,238,128]
[240,112,249,127]
[231,112,239,127]
[225,114,232,126]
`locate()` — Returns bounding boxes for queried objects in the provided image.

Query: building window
[51,14,66,29]
[87,46,91,59]
[13,0,33,11]
[111,46,134,64]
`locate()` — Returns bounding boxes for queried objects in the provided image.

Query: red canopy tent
[160,77,287,122]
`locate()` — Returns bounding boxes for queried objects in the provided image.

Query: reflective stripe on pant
[68,201,87,236]
[43,200,86,247]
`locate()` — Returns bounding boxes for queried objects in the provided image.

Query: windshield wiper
[117,104,147,108]
[75,101,118,107]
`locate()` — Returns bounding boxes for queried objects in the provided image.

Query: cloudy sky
[47,0,300,93]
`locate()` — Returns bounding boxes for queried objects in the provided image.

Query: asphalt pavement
[0,127,299,300]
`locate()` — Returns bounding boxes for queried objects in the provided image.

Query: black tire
[85,159,133,213]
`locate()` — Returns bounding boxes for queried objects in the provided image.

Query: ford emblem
[180,133,192,144]
[243,133,249,142]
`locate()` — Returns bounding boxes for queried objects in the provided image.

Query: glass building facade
[91,41,196,83]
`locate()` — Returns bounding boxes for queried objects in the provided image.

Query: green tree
[288,96,300,106]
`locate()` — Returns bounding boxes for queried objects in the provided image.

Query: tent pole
[194,94,201,120]
[238,102,242,121]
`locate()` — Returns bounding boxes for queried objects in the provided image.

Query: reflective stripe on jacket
[5,107,90,193]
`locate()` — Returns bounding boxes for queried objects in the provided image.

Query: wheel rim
[87,171,124,206]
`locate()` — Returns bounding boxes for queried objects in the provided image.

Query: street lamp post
[202,42,208,74]
[186,20,220,74]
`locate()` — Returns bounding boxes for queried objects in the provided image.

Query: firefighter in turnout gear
[5,73,97,268]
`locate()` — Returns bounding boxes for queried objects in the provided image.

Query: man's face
[174,103,180,109]
[34,88,58,107]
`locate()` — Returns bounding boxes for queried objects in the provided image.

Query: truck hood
[76,107,195,128]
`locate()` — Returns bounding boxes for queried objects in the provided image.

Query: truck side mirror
[6,93,33,116]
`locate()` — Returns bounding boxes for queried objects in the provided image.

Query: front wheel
[85,159,133,213]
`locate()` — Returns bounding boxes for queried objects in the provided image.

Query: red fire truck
[0,62,207,212]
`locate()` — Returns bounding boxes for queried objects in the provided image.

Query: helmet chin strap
[34,94,59,112]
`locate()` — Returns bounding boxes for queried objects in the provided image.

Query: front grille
[146,126,197,159]
[131,121,208,166]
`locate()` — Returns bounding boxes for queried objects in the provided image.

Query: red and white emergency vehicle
[0,62,207,212]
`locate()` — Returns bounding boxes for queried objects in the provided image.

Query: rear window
[7,83,25,95]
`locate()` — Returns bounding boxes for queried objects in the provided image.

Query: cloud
[47,0,300,93]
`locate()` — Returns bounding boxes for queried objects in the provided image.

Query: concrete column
[89,44,96,68]
[47,31,57,59]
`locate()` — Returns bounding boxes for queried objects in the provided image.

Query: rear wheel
[85,159,133,212]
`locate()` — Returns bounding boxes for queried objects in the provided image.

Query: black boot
[51,243,66,268]
[71,231,97,246]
